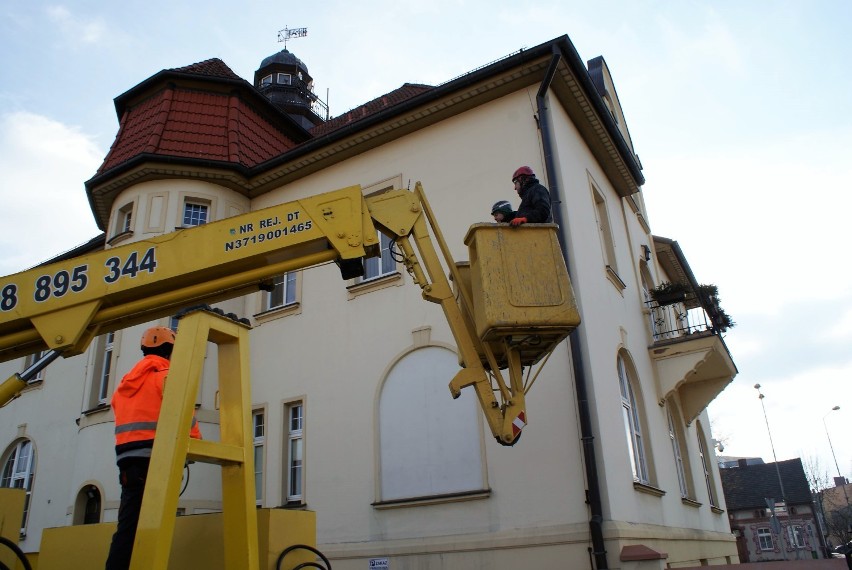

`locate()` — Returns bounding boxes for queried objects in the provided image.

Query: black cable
[292,564,328,570]
[179,463,190,497]
[276,544,331,570]
[388,238,405,263]
[0,536,33,570]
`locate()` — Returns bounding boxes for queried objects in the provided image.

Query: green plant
[697,283,735,332]
[649,281,690,305]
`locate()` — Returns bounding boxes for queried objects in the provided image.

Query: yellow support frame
[129,309,258,570]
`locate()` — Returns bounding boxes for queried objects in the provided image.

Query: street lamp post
[823,406,850,507]
[755,383,792,560]
[821,406,850,558]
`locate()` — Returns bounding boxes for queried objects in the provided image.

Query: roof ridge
[169,58,243,81]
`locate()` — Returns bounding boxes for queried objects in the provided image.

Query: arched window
[1,439,36,533]
[378,346,484,502]
[618,352,650,484]
[73,484,102,525]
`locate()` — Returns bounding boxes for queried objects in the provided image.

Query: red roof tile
[169,59,244,81]
[98,85,297,173]
[310,83,432,137]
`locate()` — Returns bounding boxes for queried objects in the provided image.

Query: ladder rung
[187,439,245,466]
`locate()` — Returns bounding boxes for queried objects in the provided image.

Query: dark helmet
[491,200,513,216]
[512,166,534,182]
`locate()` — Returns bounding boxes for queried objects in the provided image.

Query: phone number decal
[224,212,313,252]
[0,247,158,312]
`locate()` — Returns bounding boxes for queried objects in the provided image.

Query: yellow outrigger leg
[130,308,259,570]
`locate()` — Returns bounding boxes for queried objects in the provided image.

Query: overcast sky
[1,1,849,484]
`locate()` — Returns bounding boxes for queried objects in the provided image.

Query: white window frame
[117,203,134,235]
[252,410,264,505]
[1,439,35,534]
[353,176,402,286]
[360,232,396,281]
[23,350,47,383]
[97,331,116,404]
[787,524,805,548]
[285,402,304,503]
[182,201,209,227]
[260,74,273,87]
[696,422,718,507]
[277,72,292,85]
[88,331,119,410]
[618,354,648,484]
[757,527,774,551]
[592,183,618,274]
[264,272,297,310]
[667,405,688,498]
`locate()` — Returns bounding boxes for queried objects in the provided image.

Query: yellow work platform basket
[456,223,580,368]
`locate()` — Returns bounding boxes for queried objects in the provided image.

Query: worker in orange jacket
[105,326,201,570]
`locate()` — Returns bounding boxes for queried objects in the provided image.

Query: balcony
[646,299,737,423]
[260,81,329,121]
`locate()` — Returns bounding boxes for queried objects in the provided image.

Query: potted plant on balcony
[649,281,690,306]
[697,284,735,333]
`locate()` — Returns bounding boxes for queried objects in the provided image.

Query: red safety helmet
[512,166,534,182]
[141,326,176,348]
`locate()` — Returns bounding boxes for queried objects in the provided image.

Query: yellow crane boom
[0,182,579,445]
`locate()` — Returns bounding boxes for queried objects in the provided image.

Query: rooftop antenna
[278,26,308,49]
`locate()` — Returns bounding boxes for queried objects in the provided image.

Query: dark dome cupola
[254,48,328,129]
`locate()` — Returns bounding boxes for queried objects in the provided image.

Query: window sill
[372,488,491,510]
[278,501,307,510]
[710,505,725,514]
[82,403,110,416]
[347,271,403,299]
[605,265,626,291]
[254,302,301,323]
[681,497,702,508]
[107,231,133,246]
[19,379,43,395]
[77,404,113,429]
[633,481,666,497]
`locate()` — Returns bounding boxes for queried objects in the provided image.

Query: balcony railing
[646,300,717,342]
[261,82,329,120]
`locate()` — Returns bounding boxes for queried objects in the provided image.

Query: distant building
[818,476,852,550]
[719,456,764,469]
[720,458,825,561]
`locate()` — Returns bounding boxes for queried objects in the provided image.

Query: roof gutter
[537,47,608,570]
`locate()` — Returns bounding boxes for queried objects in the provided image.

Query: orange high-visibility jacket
[112,354,201,462]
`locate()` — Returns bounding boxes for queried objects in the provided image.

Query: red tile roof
[97,59,299,174]
[94,54,434,180]
[310,83,432,137]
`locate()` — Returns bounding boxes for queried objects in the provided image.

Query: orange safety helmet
[140,326,176,348]
[512,166,534,182]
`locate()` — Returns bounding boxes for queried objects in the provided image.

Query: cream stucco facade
[0,36,739,568]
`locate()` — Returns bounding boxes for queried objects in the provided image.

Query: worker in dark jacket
[105,326,201,570]
[490,200,516,223]
[509,166,553,226]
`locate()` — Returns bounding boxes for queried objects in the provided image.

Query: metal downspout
[536,49,609,570]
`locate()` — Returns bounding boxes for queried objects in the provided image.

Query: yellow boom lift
[0,182,578,569]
